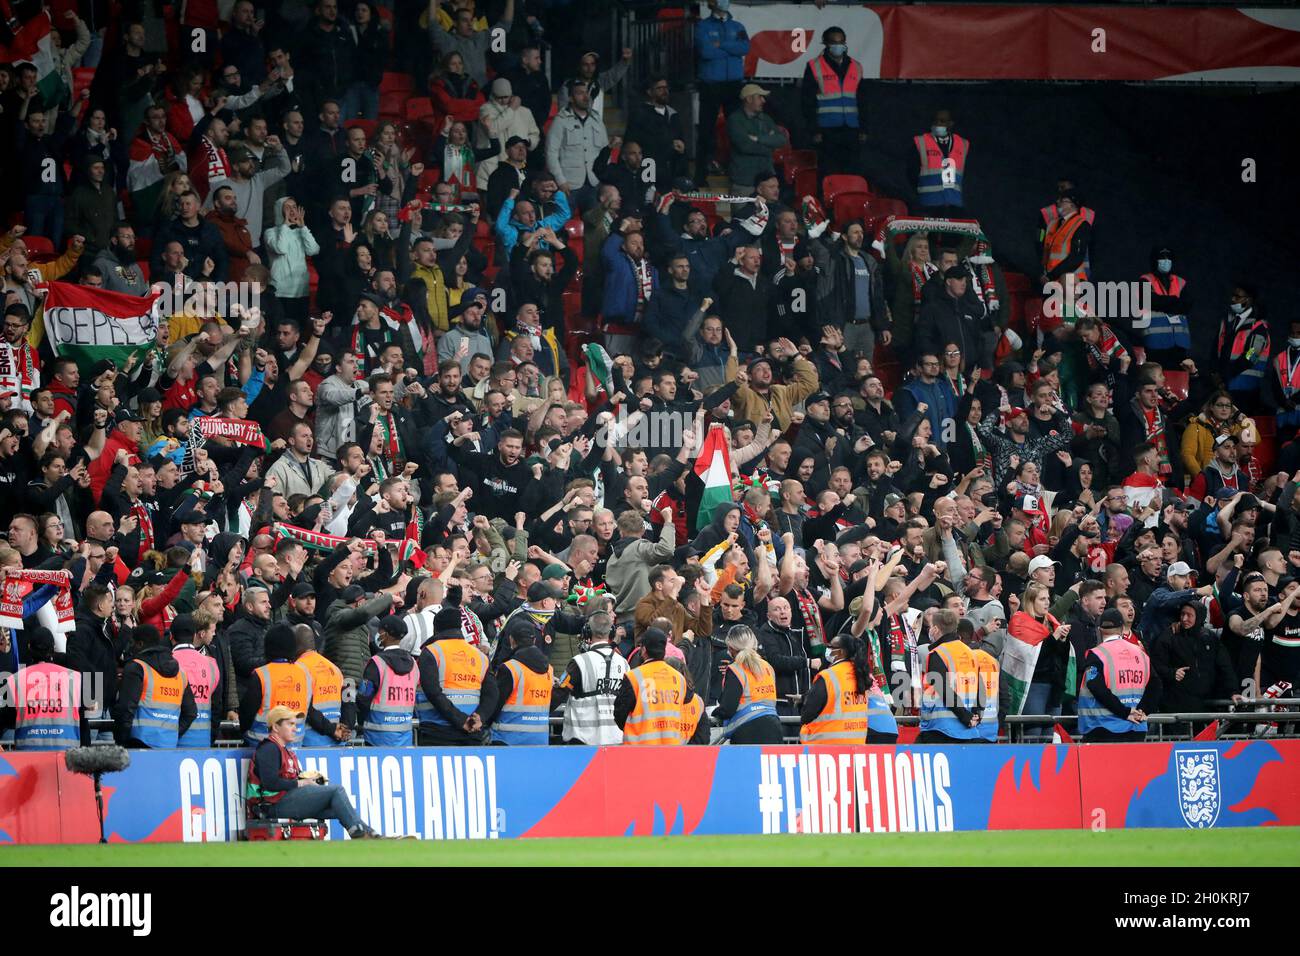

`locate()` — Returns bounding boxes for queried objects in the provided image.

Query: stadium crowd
[0,0,1297,760]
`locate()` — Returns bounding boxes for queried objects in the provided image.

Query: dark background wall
[765,80,1300,355]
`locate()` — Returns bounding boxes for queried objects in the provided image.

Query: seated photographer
[245,706,380,839]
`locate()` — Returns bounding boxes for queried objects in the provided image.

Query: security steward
[800,633,870,745]
[912,108,968,217]
[968,620,1001,743]
[240,624,343,746]
[554,610,629,745]
[357,616,418,747]
[114,625,197,748]
[171,614,223,747]
[615,628,688,745]
[714,625,783,744]
[295,625,353,746]
[1078,608,1161,742]
[416,591,498,746]
[1038,190,1091,290]
[487,618,554,745]
[246,706,379,839]
[917,609,988,744]
[0,627,88,750]
[800,26,868,178]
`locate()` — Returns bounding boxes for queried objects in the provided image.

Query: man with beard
[1224,573,1298,693]
[266,377,315,446]
[92,222,149,296]
[448,428,534,523]
[976,404,1072,489]
[855,375,899,448]
[438,295,494,373]
[652,195,756,296]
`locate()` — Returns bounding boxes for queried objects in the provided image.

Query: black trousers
[818,127,863,179]
[696,80,743,175]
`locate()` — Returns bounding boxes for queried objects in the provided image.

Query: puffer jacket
[1180,413,1254,480]
[695,13,750,83]
[263,196,320,298]
[323,593,395,683]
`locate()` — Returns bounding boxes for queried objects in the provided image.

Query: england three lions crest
[1175,749,1221,829]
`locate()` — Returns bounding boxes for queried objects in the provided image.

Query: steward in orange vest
[1039,191,1091,288]
[799,634,870,745]
[615,628,688,745]
[913,109,968,212]
[487,627,555,745]
[113,625,197,748]
[239,624,341,746]
[799,27,866,177]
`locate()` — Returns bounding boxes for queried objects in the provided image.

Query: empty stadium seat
[404,97,434,122]
[345,119,378,140]
[823,174,872,207]
[23,235,56,257]
[379,91,406,120]
[381,72,413,95]
[831,191,872,229]
[778,149,816,186]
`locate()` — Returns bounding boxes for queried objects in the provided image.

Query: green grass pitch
[3,828,1297,866]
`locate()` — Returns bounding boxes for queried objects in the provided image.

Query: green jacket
[726,107,787,188]
[322,593,395,683]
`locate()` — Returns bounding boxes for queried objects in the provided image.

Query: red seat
[134,236,152,262]
[712,111,730,169]
[823,175,872,207]
[792,167,818,204]
[1163,369,1190,401]
[404,97,434,122]
[1251,416,1277,479]
[23,235,55,257]
[380,72,412,95]
[779,149,817,185]
[379,91,406,120]
[481,264,499,287]
[345,119,378,140]
[72,67,96,105]
[831,191,872,229]
[864,196,909,221]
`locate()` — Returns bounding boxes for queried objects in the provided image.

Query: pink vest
[7,662,81,750]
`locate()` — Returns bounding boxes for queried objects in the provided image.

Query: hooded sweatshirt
[263,196,320,298]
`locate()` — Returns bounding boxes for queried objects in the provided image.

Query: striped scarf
[131,500,154,553]
[634,258,653,316]
[200,136,230,188]
[793,586,825,651]
[378,411,404,463]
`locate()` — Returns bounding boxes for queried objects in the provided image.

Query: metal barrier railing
[30,700,1291,751]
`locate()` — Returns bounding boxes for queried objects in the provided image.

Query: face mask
[715,0,730,10]
[932,126,949,138]
[828,43,847,56]
[1230,302,1245,314]
[1156,258,1172,273]
[1289,338,1300,348]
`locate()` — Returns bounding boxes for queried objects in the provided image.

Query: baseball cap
[505,135,529,149]
[805,391,831,407]
[748,355,773,373]
[267,705,304,726]
[115,407,144,424]
[542,563,570,581]
[290,582,316,599]
[1015,493,1041,513]
[1001,406,1028,424]
[1237,493,1260,512]
[1214,486,1238,501]
[1100,608,1125,630]
[378,615,408,637]
[491,77,512,97]
[883,492,905,509]
[1166,561,1193,579]
[1027,555,1059,574]
[739,82,771,98]
[1214,433,1237,448]
[528,581,562,603]
[340,584,365,602]
[943,266,967,280]
[181,510,208,525]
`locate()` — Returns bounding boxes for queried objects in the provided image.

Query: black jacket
[757,620,811,701]
[66,610,125,715]
[226,612,271,685]
[820,238,889,331]
[485,644,552,728]
[917,288,988,361]
[1150,614,1238,713]
[712,266,774,352]
[416,636,502,743]
[113,645,198,747]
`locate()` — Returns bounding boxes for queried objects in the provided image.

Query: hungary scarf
[196,416,267,449]
[272,522,379,555]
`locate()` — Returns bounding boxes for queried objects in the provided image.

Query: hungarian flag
[693,423,733,529]
[2,13,70,111]
[400,514,426,570]
[583,343,614,393]
[1003,612,1077,716]
[41,281,161,372]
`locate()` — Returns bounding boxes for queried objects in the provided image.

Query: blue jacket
[601,232,659,324]
[696,14,750,83]
[893,376,959,451]
[495,192,572,258]
[1138,585,1201,641]
[652,210,747,295]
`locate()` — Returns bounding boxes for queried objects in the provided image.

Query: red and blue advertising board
[2,741,1298,843]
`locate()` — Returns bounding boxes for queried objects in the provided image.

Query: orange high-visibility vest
[1042,213,1088,284]
[800,660,868,745]
[622,659,686,745]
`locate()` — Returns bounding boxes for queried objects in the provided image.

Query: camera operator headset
[557,608,629,745]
